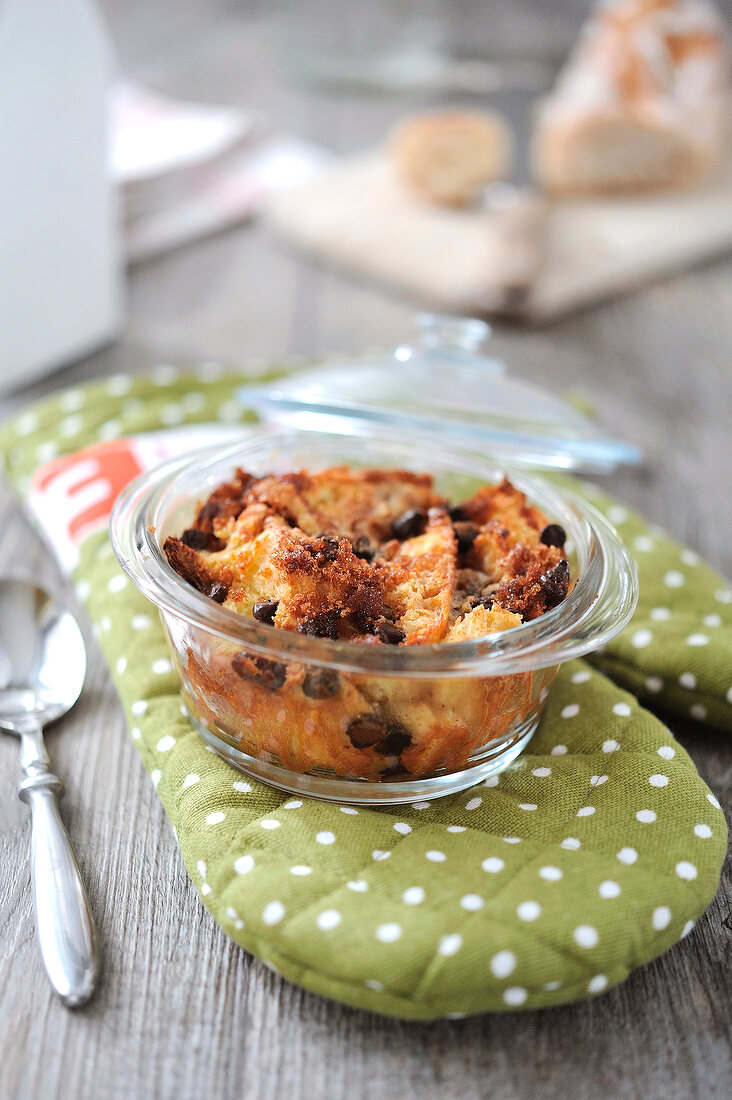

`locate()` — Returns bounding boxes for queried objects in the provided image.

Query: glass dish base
[189,710,539,805]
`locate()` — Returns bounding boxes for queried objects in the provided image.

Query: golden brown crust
[163,536,217,593]
[164,466,570,641]
[492,545,569,620]
[460,477,545,543]
[270,533,392,638]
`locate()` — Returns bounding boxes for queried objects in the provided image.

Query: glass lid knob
[416,312,491,352]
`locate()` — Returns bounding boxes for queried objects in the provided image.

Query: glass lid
[240,313,643,474]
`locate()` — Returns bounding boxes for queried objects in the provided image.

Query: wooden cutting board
[265,153,732,323]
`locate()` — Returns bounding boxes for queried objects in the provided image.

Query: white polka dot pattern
[490,950,516,978]
[617,847,638,865]
[652,907,671,931]
[503,987,528,1006]
[262,901,285,926]
[438,934,462,956]
[317,910,342,931]
[574,925,599,948]
[377,923,402,944]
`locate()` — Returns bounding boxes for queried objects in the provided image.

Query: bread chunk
[385,508,456,645]
[446,604,523,643]
[390,110,513,207]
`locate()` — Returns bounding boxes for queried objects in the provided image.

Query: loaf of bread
[532,0,730,195]
[390,110,513,207]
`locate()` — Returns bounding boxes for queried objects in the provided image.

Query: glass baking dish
[110,424,637,804]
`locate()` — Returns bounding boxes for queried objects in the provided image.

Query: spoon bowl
[0,581,86,731]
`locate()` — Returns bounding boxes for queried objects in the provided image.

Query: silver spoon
[0,579,97,1007]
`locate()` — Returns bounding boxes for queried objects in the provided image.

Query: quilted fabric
[0,368,728,1019]
[574,482,732,732]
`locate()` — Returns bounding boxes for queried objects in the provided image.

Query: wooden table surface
[1,3,731,1097]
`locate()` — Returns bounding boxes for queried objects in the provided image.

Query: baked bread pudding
[163,467,570,782]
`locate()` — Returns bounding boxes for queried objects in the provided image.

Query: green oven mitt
[0,367,728,1020]
[578,482,732,730]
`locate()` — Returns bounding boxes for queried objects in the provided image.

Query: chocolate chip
[206,583,228,604]
[196,500,220,529]
[253,599,279,625]
[453,521,478,553]
[323,537,340,559]
[391,508,427,540]
[347,714,388,748]
[377,723,412,756]
[181,527,209,550]
[232,653,286,692]
[305,535,340,563]
[196,500,239,541]
[374,619,405,645]
[298,610,340,639]
[351,535,376,562]
[180,526,225,552]
[380,762,410,780]
[448,504,469,522]
[540,558,570,608]
[349,606,378,634]
[540,524,566,549]
[470,594,494,611]
[301,668,340,699]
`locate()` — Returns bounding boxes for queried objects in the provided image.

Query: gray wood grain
[0,3,731,1098]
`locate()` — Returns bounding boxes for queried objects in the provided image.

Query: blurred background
[3,0,732,565]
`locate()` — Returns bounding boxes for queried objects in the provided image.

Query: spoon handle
[18,731,97,1007]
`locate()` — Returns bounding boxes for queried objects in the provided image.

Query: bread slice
[532,0,730,195]
[390,110,513,207]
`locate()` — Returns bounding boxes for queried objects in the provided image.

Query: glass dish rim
[110,426,638,679]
